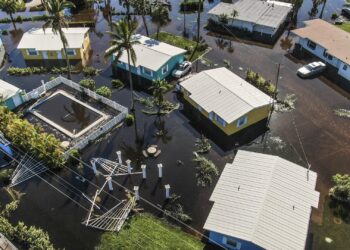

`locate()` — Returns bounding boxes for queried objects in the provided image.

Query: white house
[292,19,350,82]
[204,150,319,250]
[0,79,25,110]
[208,0,292,37]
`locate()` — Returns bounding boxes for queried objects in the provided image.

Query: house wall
[182,89,271,136]
[19,32,91,66]
[3,93,24,110]
[208,231,264,250]
[297,37,350,81]
[114,54,185,82]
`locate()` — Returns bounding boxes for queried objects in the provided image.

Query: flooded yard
[0,0,350,249]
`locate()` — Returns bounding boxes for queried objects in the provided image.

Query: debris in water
[268,136,287,150]
[334,108,350,118]
[325,237,333,243]
[275,94,297,112]
[239,67,243,71]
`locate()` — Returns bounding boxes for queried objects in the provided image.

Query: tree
[0,0,18,30]
[308,0,321,19]
[104,18,140,111]
[183,0,187,37]
[329,174,350,203]
[319,0,327,19]
[149,79,168,114]
[42,0,76,80]
[230,9,238,25]
[291,0,303,25]
[151,2,170,40]
[130,0,150,36]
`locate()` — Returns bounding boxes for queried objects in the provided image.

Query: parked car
[342,7,350,17]
[172,61,192,78]
[334,17,344,25]
[297,61,326,78]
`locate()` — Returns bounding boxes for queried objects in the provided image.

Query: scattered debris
[334,109,350,118]
[275,94,297,112]
[325,237,333,244]
[195,135,211,154]
[163,194,192,223]
[238,66,244,71]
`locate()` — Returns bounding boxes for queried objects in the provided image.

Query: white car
[297,61,326,78]
[172,61,192,78]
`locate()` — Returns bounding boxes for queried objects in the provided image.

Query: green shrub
[67,149,80,165]
[31,15,49,22]
[0,107,65,169]
[125,114,134,126]
[246,69,276,96]
[111,79,124,89]
[0,168,14,184]
[96,86,112,98]
[180,0,203,12]
[15,16,23,23]
[29,4,45,12]
[193,153,218,187]
[2,30,8,35]
[83,66,99,76]
[79,78,96,90]
[331,13,339,20]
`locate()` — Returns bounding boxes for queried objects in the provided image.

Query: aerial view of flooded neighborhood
[0,0,349,249]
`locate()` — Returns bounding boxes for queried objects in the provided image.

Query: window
[215,115,226,127]
[343,64,348,71]
[237,115,248,128]
[323,49,333,61]
[307,40,316,50]
[27,49,38,56]
[198,105,203,112]
[222,237,241,250]
[162,65,168,74]
[66,49,76,56]
[208,112,214,120]
[143,67,153,76]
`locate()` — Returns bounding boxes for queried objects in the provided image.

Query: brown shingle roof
[292,19,350,65]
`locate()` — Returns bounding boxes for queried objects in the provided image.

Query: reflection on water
[62,102,93,130]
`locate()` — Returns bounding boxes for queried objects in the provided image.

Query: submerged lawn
[97,213,205,250]
[151,32,209,62]
[312,198,350,250]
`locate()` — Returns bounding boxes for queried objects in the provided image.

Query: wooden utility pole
[266,63,281,126]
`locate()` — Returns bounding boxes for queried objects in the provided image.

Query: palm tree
[149,78,168,114]
[130,0,150,36]
[151,2,170,40]
[104,18,140,111]
[291,0,303,25]
[0,0,18,30]
[319,0,327,19]
[230,9,238,26]
[183,0,187,37]
[42,0,76,80]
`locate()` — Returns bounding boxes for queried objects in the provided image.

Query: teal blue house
[0,79,26,110]
[113,34,186,84]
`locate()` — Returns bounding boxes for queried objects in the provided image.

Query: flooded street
[0,0,350,249]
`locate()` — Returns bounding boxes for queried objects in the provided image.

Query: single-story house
[113,34,186,84]
[208,0,292,43]
[178,67,272,148]
[0,79,25,110]
[0,233,17,250]
[204,150,319,250]
[17,27,91,67]
[292,19,350,90]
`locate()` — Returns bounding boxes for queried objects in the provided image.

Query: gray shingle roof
[208,0,292,29]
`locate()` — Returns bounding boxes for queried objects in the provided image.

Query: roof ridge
[250,155,278,240]
[137,35,185,57]
[204,68,265,109]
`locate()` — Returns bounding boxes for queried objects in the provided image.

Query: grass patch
[312,197,350,250]
[335,23,350,33]
[97,213,204,250]
[151,32,209,62]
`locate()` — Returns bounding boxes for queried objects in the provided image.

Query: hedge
[0,107,65,169]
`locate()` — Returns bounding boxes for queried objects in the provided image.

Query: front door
[42,51,48,59]
[57,51,62,59]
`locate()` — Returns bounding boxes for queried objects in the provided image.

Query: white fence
[24,76,128,152]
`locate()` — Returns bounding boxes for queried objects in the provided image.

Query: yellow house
[179,67,272,136]
[17,27,91,67]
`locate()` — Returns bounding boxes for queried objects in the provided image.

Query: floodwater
[0,0,349,249]
[33,92,102,134]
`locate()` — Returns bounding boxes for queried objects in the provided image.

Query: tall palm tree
[149,78,167,114]
[130,0,150,36]
[104,18,140,111]
[151,2,170,40]
[291,0,303,25]
[0,0,18,30]
[42,0,76,80]
[319,0,327,19]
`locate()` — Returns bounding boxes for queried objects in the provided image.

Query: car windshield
[178,64,186,70]
[305,65,314,70]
